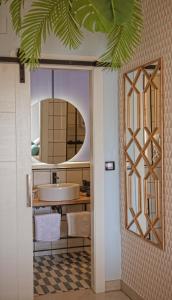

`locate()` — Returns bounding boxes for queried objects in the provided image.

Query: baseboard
[105,280,121,292]
[121,281,144,300]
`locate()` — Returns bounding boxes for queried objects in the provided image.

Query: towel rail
[33,202,91,255]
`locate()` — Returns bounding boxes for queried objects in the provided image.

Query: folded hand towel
[35,213,61,242]
[67,211,91,238]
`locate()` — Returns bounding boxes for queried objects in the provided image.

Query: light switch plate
[105,161,115,171]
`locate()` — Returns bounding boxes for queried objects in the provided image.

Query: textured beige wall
[119,0,172,299]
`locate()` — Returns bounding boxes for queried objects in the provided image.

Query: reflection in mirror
[31,99,85,164]
[124,59,164,248]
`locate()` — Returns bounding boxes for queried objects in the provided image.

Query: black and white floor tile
[34,251,91,295]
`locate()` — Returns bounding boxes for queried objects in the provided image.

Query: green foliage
[52,0,83,49]
[72,0,113,33]
[111,0,135,24]
[10,0,24,33]
[99,0,143,68]
[19,0,82,67]
[19,0,57,68]
[0,0,143,69]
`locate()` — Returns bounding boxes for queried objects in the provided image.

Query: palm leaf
[19,0,82,67]
[99,0,143,68]
[73,0,113,33]
[10,0,24,33]
[52,0,83,49]
[111,0,135,24]
[19,0,57,67]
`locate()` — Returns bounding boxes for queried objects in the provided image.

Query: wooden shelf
[33,195,90,207]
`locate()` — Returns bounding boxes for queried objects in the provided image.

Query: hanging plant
[0,0,143,68]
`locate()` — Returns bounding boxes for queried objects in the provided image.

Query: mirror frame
[123,58,164,249]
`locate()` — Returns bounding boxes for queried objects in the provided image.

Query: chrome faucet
[52,172,60,184]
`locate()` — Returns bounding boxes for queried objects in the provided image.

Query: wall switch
[105,161,115,171]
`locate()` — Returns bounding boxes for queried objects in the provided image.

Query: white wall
[103,71,121,281]
[0,3,121,286]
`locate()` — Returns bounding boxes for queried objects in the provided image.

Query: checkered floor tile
[34,251,91,295]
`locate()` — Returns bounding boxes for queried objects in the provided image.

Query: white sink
[38,183,80,201]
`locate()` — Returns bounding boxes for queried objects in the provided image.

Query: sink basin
[37,183,80,201]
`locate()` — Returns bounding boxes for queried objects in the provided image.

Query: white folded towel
[35,213,61,242]
[67,211,91,238]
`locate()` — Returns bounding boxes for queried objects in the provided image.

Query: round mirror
[31,98,86,164]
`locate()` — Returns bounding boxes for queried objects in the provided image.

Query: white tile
[67,169,83,185]
[0,113,16,161]
[33,171,51,186]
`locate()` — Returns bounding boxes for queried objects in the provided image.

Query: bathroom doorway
[31,66,92,297]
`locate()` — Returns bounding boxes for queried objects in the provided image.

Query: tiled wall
[38,99,67,164]
[32,166,90,255]
[66,103,85,160]
[119,0,172,299]
[32,167,90,187]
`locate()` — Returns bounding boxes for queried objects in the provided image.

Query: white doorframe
[33,62,106,293]
[90,68,105,293]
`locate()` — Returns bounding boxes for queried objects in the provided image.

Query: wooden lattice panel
[124,59,163,249]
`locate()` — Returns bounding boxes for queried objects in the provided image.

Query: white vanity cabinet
[0,63,33,300]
